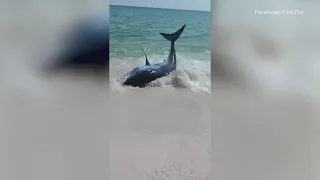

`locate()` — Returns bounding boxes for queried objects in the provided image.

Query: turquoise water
[110,5,210,59]
[110,5,211,93]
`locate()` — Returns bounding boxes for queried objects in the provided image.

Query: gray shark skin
[123,24,186,87]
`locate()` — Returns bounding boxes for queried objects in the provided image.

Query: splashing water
[110,54,211,94]
[110,5,210,94]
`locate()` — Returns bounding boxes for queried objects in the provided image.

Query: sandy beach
[109,88,211,180]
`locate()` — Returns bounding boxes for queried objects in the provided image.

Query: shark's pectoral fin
[141,46,150,65]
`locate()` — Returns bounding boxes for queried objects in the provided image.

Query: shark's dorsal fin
[141,46,150,66]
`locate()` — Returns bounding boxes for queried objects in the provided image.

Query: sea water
[109,5,211,94]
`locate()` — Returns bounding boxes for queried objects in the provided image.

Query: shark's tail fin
[160,24,186,43]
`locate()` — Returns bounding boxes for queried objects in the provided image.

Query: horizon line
[110,4,210,12]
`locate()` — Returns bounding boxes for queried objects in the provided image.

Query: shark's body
[123,25,186,87]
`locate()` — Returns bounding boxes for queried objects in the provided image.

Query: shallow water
[110,5,211,94]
